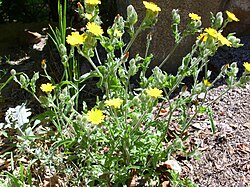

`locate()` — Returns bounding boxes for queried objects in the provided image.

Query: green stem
[159,39,182,68]
[208,87,231,107]
[147,105,175,167]
[0,75,14,93]
[180,87,210,137]
[144,33,152,59]
[155,49,211,120]
[124,26,142,53]
[64,64,69,81]
[95,48,102,65]
[77,49,102,78]
[71,54,80,110]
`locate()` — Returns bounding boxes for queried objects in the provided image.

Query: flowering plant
[2,0,249,186]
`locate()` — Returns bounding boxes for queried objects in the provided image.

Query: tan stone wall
[224,0,250,36]
[129,0,224,73]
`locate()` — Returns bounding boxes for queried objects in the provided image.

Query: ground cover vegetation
[0,0,250,186]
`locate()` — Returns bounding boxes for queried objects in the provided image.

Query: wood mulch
[181,83,250,187]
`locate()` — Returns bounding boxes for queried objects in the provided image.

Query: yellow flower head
[105,98,123,108]
[114,29,123,37]
[203,79,212,87]
[86,108,105,125]
[85,0,101,5]
[143,1,161,12]
[226,10,239,22]
[204,27,218,38]
[189,13,201,21]
[197,33,208,42]
[85,13,93,20]
[86,22,104,36]
[146,88,163,98]
[40,83,55,93]
[243,62,250,72]
[217,33,232,47]
[66,32,86,46]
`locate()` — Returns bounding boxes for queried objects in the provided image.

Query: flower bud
[76,115,83,122]
[41,59,47,69]
[127,5,138,25]
[20,75,27,85]
[227,35,242,47]
[77,2,84,10]
[128,58,137,76]
[132,96,140,105]
[194,20,202,28]
[59,44,67,55]
[214,12,223,29]
[77,2,84,15]
[10,69,16,76]
[118,68,126,79]
[32,72,39,81]
[120,52,129,63]
[147,32,152,41]
[114,14,124,27]
[172,9,180,24]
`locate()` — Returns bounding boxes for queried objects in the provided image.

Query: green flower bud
[76,115,83,123]
[32,72,39,81]
[65,100,74,114]
[20,75,28,87]
[10,69,16,76]
[214,12,223,29]
[147,32,152,41]
[120,52,129,64]
[132,96,140,105]
[114,14,125,29]
[172,9,180,24]
[77,2,84,15]
[227,35,243,48]
[194,20,202,28]
[118,68,127,80]
[59,44,67,56]
[128,58,137,76]
[127,5,138,25]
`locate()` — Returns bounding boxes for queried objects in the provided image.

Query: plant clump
[0,0,249,186]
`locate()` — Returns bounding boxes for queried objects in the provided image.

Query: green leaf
[207,107,216,134]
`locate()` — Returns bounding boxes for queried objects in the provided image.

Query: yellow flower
[105,98,123,108]
[226,10,239,22]
[114,29,123,37]
[189,13,201,21]
[217,32,232,47]
[203,79,212,87]
[66,32,86,46]
[86,108,105,125]
[85,13,93,20]
[146,88,163,98]
[86,22,104,36]
[85,0,101,5]
[243,62,250,72]
[197,33,208,42]
[143,1,161,12]
[40,83,55,93]
[204,27,218,38]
